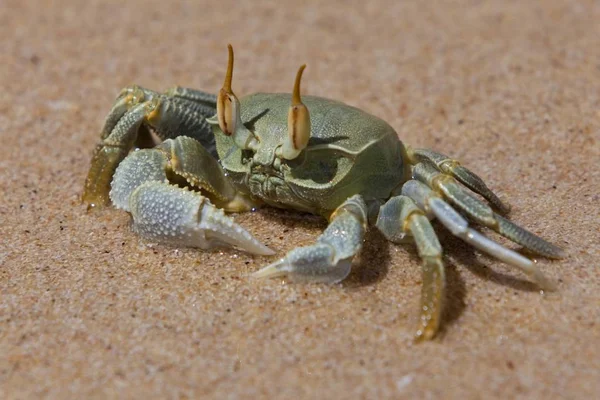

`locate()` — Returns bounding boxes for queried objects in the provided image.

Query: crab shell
[212,93,405,216]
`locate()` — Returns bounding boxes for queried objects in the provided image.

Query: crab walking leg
[83,102,148,207]
[85,86,161,207]
[109,145,272,255]
[375,196,445,340]
[413,162,565,258]
[165,86,217,117]
[407,147,510,214]
[83,85,217,208]
[402,180,557,290]
[117,85,217,149]
[253,195,368,283]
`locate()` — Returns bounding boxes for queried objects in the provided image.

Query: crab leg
[407,147,510,214]
[413,162,564,258]
[83,85,217,208]
[83,101,148,208]
[402,180,556,290]
[109,136,271,255]
[253,195,368,283]
[375,196,445,340]
[165,86,217,119]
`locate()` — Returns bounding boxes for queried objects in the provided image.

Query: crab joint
[144,97,162,125]
[216,44,257,150]
[281,65,310,160]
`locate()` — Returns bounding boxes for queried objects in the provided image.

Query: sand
[1,1,599,398]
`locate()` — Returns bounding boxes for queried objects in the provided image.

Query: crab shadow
[432,223,544,336]
[395,222,541,335]
[344,229,390,287]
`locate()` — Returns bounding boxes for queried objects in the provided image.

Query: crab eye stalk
[281,64,311,160]
[217,44,237,136]
[215,44,257,150]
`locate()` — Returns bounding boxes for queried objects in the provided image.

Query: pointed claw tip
[496,202,511,215]
[413,330,425,342]
[548,246,566,259]
[523,241,566,260]
[414,327,436,342]
[253,245,276,256]
[82,194,108,212]
[252,261,287,279]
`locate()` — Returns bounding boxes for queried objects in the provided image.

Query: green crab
[83,45,564,340]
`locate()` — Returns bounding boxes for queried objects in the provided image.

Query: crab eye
[217,90,238,136]
[281,64,311,160]
[217,44,238,136]
[215,45,259,151]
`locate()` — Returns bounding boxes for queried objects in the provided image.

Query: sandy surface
[1,0,599,398]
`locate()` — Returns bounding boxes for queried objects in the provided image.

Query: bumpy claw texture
[110,144,271,255]
[129,182,273,255]
[110,149,168,211]
[254,195,368,283]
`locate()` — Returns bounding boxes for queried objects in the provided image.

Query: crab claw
[253,195,368,283]
[253,245,353,283]
[281,64,311,160]
[126,181,274,256]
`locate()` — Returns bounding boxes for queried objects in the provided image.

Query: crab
[82,45,564,340]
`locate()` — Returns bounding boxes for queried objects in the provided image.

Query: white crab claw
[197,200,275,256]
[252,258,289,279]
[128,181,274,255]
[252,244,352,283]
